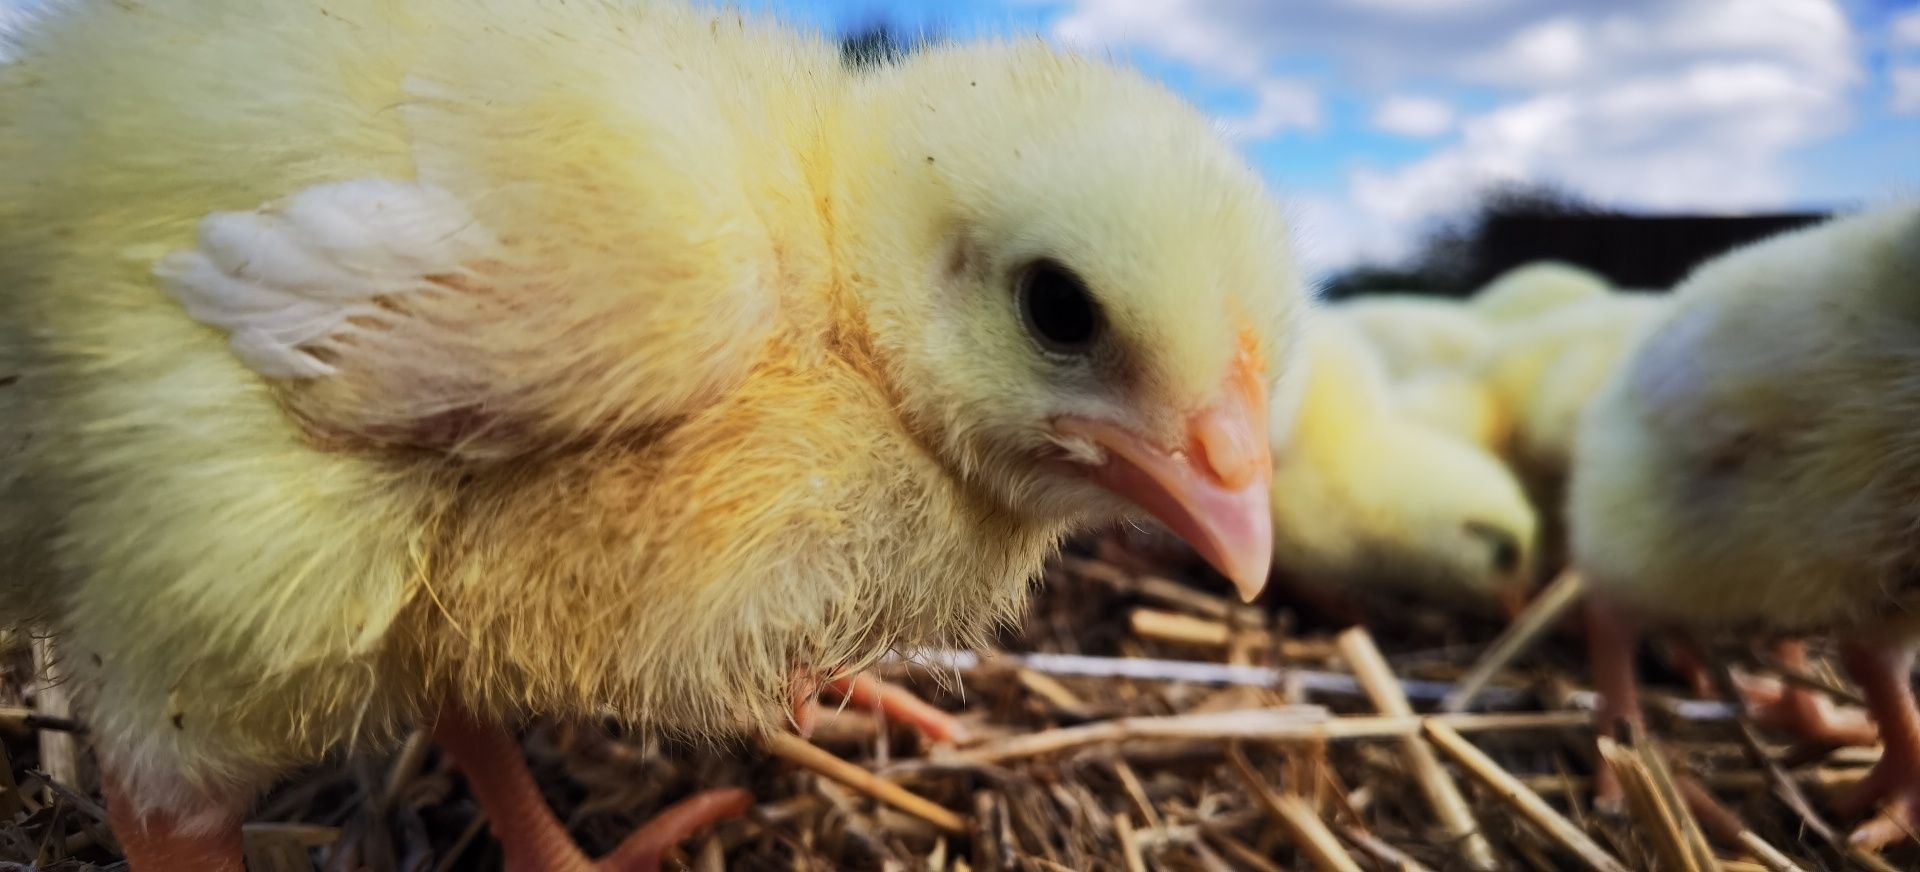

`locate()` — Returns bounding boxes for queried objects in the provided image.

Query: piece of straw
[1130,608,1232,648]
[1423,720,1631,872]
[950,708,1589,765]
[1337,627,1495,870]
[1594,735,1712,872]
[1442,569,1587,712]
[30,633,78,792]
[1229,746,1363,872]
[1114,812,1148,872]
[764,732,965,834]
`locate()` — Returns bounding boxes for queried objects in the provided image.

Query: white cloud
[1054,1,1323,139]
[1467,17,1590,84]
[1053,1,1266,81]
[1354,61,1836,227]
[1894,9,1920,49]
[1342,0,1509,13]
[1219,78,1323,140]
[1286,194,1417,278]
[1370,95,1455,137]
[1045,0,1862,274]
[1895,66,1920,115]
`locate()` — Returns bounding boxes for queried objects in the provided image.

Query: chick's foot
[1845,788,1920,852]
[821,673,974,745]
[1836,642,1920,850]
[434,705,749,872]
[1735,639,1879,747]
[1739,676,1880,747]
[596,789,754,871]
[103,780,246,872]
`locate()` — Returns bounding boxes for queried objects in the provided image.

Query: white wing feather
[156,179,496,379]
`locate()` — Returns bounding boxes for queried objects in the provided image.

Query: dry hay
[2,530,1912,871]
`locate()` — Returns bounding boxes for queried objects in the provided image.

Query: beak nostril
[1190,363,1270,492]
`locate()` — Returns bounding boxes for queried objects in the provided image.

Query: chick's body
[1573,204,1920,634]
[1571,203,1920,843]
[0,0,1300,847]
[0,0,980,817]
[1267,316,1536,611]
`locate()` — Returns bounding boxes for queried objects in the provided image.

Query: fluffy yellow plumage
[1330,293,1494,381]
[1477,292,1669,480]
[1391,370,1512,455]
[1467,261,1612,325]
[1571,202,1920,846]
[1267,314,1536,611]
[1573,204,1920,635]
[0,1,1303,866]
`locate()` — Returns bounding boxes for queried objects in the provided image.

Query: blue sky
[766,0,1920,278]
[7,1,1917,278]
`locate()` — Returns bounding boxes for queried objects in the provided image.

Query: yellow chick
[1467,260,1612,325]
[1570,202,1920,847]
[1391,370,1513,456]
[1330,293,1495,380]
[1268,314,1537,614]
[1477,292,1669,481]
[0,2,1304,869]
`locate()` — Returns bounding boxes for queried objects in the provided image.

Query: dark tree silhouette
[1321,182,1826,299]
[1321,182,1605,300]
[1316,266,1449,301]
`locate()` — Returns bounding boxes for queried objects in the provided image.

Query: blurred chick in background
[1467,261,1612,326]
[1330,261,1612,459]
[1266,314,1537,618]
[1322,265,1641,585]
[1478,292,1669,485]
[0,1,1304,869]
[1331,293,1495,381]
[1447,260,1848,736]
[1391,370,1513,456]
[1571,201,1920,848]
[1340,258,1637,482]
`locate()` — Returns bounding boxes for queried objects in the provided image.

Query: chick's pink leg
[1586,598,1644,814]
[821,673,974,745]
[596,790,755,871]
[1740,640,1878,747]
[103,779,245,872]
[1835,642,1920,849]
[433,705,750,872]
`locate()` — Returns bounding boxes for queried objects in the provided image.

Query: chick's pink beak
[1060,344,1274,602]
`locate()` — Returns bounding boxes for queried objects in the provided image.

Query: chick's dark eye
[1465,520,1523,575]
[1017,260,1103,355]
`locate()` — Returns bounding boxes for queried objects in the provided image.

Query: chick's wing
[159,66,795,460]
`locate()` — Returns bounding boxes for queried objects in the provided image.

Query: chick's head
[1349,428,1539,609]
[1273,318,1537,610]
[832,40,1303,599]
